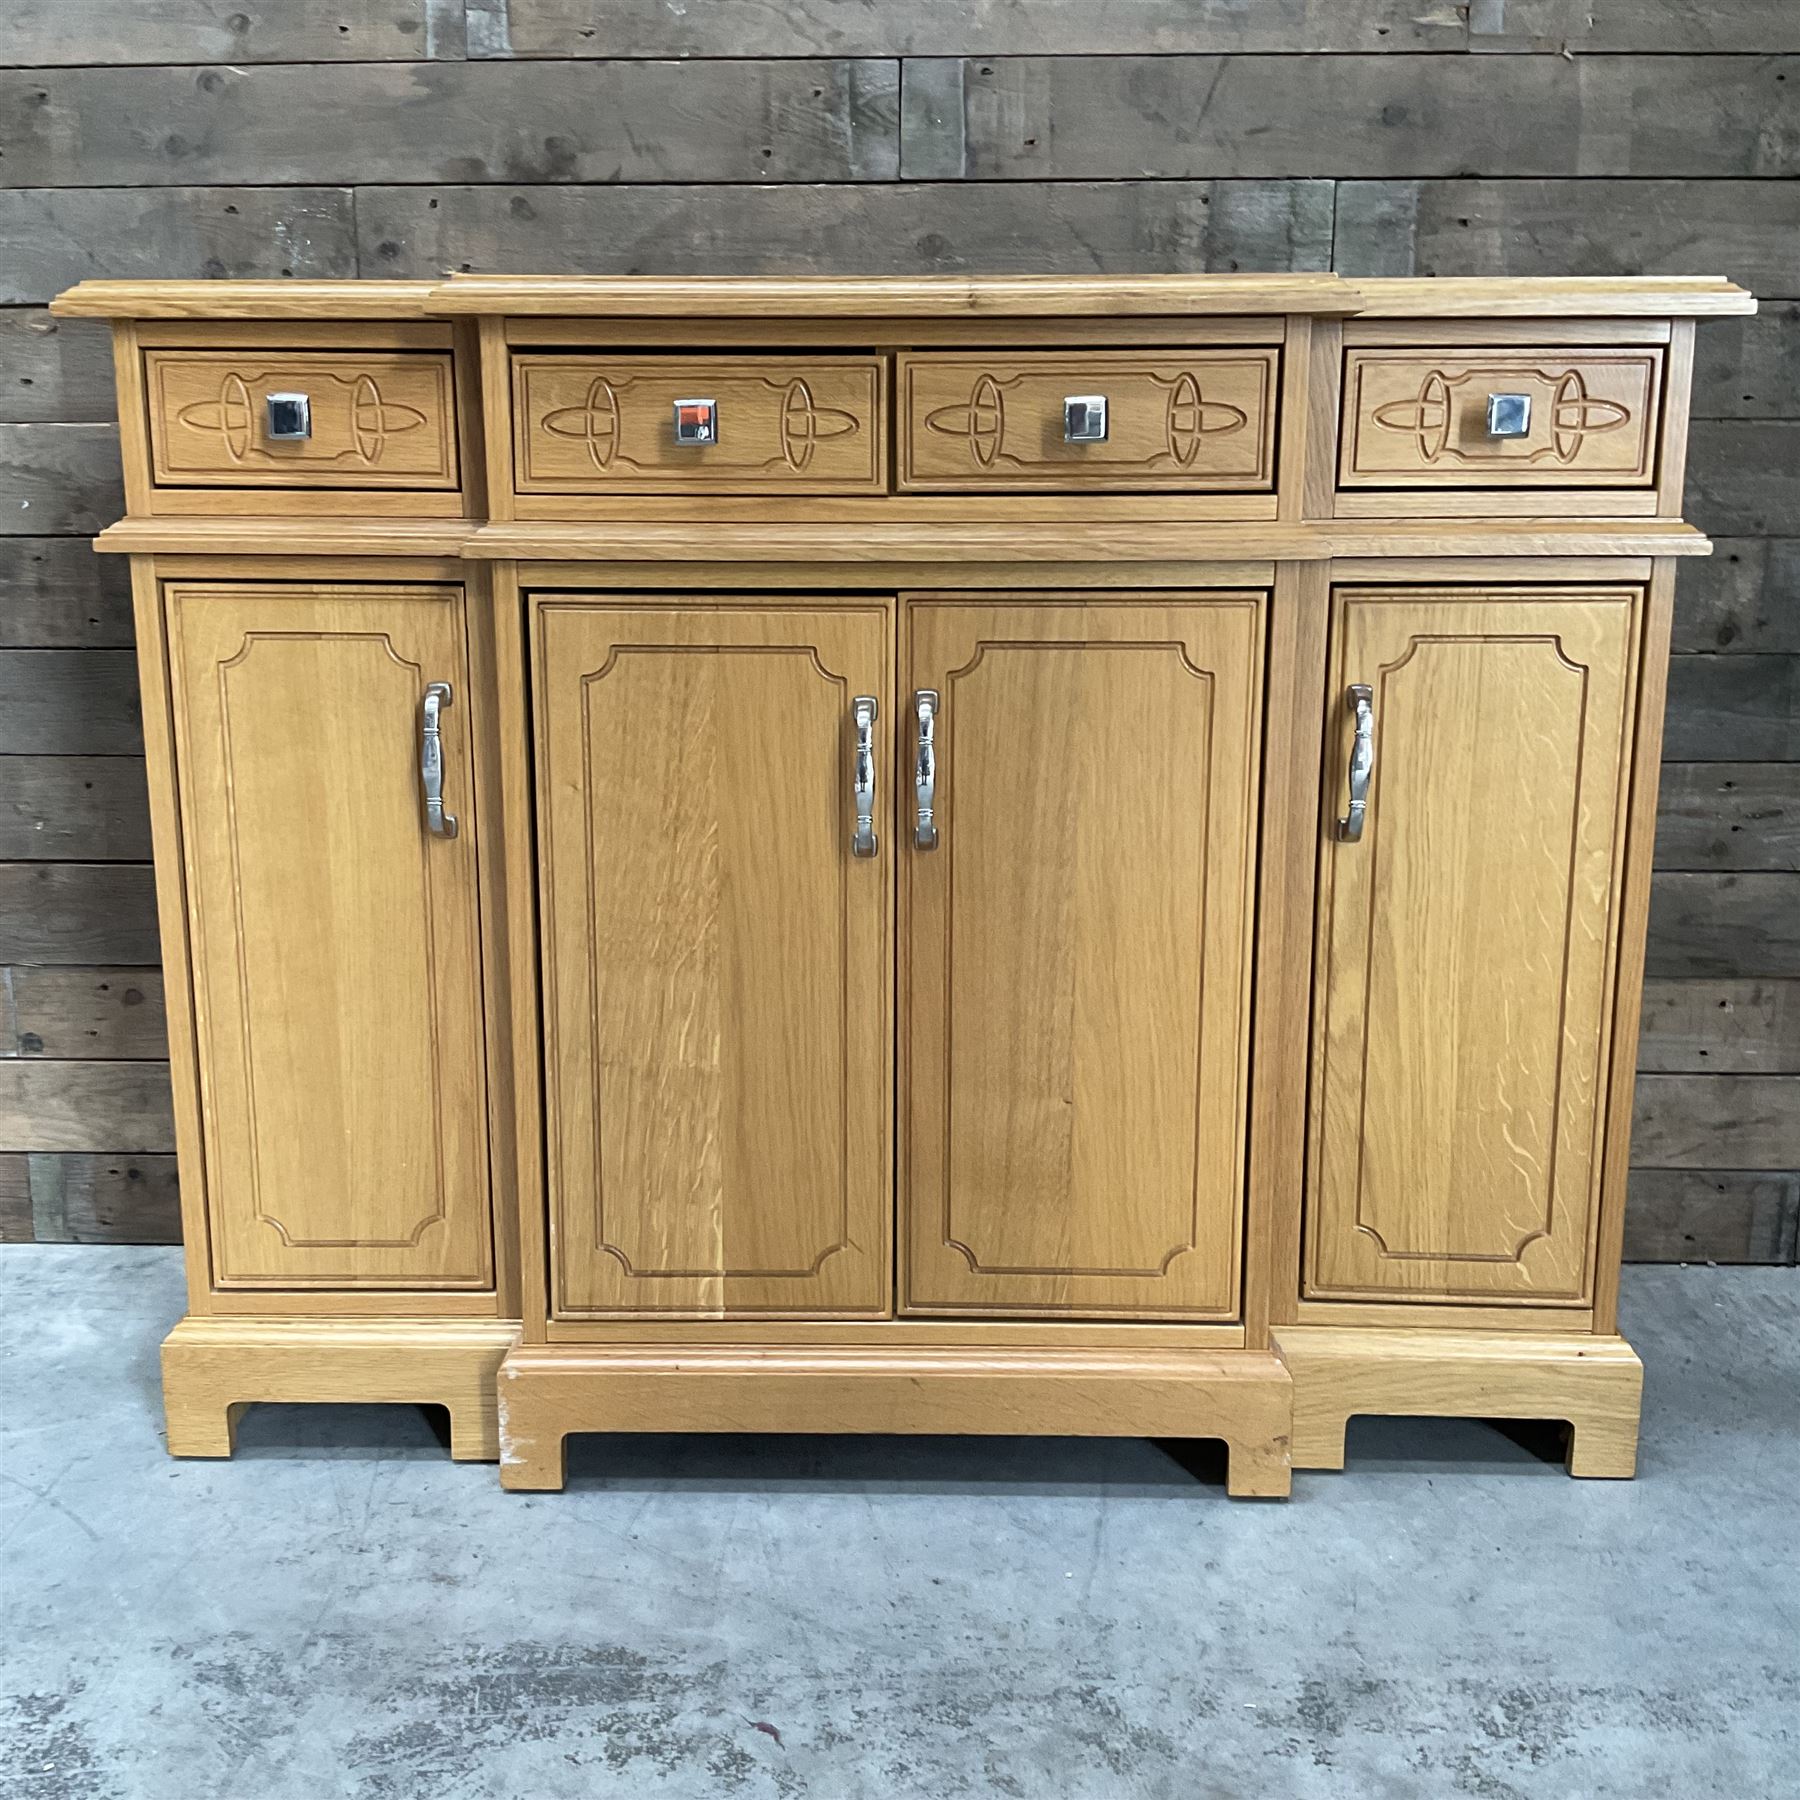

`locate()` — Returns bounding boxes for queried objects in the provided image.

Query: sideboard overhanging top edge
[49,273,1756,321]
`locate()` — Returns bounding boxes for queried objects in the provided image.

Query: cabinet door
[167,583,491,1289]
[1306,587,1641,1304]
[903,597,1265,1318]
[534,602,891,1317]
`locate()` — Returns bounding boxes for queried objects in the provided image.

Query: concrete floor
[1,1250,1795,1800]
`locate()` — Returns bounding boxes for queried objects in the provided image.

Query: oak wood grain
[166,580,494,1289]
[533,598,892,1319]
[903,596,1264,1319]
[1306,586,1641,1305]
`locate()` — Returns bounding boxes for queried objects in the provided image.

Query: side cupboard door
[534,600,892,1318]
[167,582,492,1289]
[1306,586,1642,1304]
[903,596,1266,1319]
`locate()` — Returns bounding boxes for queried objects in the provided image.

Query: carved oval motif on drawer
[1340,349,1664,488]
[897,349,1280,492]
[145,350,460,489]
[513,355,887,494]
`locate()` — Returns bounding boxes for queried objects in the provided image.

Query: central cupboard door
[903,597,1266,1318]
[534,601,891,1317]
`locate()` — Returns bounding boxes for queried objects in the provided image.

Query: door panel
[903,597,1265,1319]
[1306,587,1641,1304]
[534,602,891,1317]
[168,583,491,1288]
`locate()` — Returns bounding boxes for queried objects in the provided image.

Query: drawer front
[1340,349,1663,488]
[146,350,459,489]
[897,349,1279,492]
[513,355,886,494]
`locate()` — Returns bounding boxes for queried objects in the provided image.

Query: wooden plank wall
[2,2,1796,1263]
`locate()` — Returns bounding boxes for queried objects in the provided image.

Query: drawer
[145,350,460,489]
[513,355,886,494]
[897,349,1279,492]
[1340,348,1663,489]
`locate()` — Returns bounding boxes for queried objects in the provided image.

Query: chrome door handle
[914,688,939,850]
[851,695,878,858]
[1335,683,1374,844]
[421,680,458,839]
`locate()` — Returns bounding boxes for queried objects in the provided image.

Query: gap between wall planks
[0,10,1794,1259]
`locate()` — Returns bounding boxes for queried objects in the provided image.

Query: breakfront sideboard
[52,272,1755,1497]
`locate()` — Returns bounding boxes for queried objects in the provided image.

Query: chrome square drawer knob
[1485,392,1532,439]
[264,392,312,441]
[672,397,718,444]
[1063,394,1108,443]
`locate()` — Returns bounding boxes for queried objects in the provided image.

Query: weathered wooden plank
[7,1,438,67]
[1645,873,1800,978]
[0,1059,174,1152]
[1692,302,1800,420]
[1333,179,1800,294]
[0,651,141,754]
[1630,1073,1799,1169]
[486,1,1466,58]
[900,55,1799,181]
[0,424,123,536]
[0,189,357,306]
[2,60,902,187]
[0,757,151,861]
[1472,0,1800,54]
[1623,1170,1799,1264]
[19,1152,182,1244]
[1673,541,1800,655]
[1655,763,1800,871]
[1685,421,1800,539]
[1638,979,1800,1073]
[0,1151,29,1241]
[358,180,1336,277]
[0,865,160,965]
[0,539,133,649]
[1,966,166,1059]
[0,310,116,425]
[1661,656,1800,762]
[488,0,1800,57]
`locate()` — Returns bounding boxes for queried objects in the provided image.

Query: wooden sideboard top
[50,273,1755,321]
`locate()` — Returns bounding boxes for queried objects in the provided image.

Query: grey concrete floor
[1,1249,1795,1800]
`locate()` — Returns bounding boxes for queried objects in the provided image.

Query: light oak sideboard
[52,273,1756,1497]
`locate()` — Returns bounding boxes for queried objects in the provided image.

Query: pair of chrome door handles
[849,690,938,860]
[854,682,1378,858]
